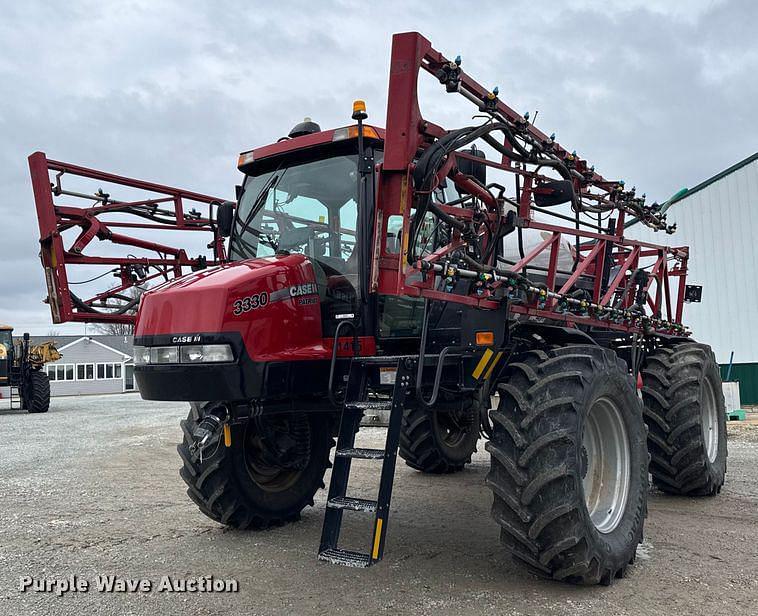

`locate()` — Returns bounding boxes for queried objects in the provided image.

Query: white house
[33,335,135,396]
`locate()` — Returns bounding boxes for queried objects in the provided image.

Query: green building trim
[720,363,758,406]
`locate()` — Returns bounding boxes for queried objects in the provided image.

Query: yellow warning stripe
[372,518,383,560]
[472,348,494,380]
[483,351,504,381]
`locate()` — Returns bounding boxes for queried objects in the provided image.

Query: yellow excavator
[0,324,59,412]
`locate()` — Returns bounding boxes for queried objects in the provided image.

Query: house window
[48,364,75,381]
[95,362,123,379]
[76,363,95,380]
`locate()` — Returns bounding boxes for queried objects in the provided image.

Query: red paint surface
[136,254,332,361]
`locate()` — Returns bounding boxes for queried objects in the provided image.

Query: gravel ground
[0,393,756,616]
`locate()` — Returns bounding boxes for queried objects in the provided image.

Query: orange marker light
[237,151,255,169]
[476,331,494,346]
[332,125,380,141]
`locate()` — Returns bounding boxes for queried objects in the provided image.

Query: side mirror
[216,201,235,237]
[533,180,575,207]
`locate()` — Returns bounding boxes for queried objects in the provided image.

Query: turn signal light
[237,151,255,168]
[332,125,380,141]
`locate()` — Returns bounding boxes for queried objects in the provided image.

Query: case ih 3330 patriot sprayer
[28,32,726,585]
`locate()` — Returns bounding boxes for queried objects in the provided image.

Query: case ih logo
[289,283,317,297]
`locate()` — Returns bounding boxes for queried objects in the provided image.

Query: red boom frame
[28,151,227,324]
[374,32,689,336]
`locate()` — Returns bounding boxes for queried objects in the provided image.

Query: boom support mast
[375,31,688,336]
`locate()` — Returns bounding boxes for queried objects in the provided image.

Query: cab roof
[237,124,384,174]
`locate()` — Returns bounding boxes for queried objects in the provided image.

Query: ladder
[318,355,415,567]
[9,386,20,410]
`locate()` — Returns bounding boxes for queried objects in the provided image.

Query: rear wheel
[641,341,727,496]
[25,370,50,413]
[399,391,481,474]
[178,404,334,529]
[486,345,647,585]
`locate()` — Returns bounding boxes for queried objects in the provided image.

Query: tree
[92,284,147,337]
[93,322,134,336]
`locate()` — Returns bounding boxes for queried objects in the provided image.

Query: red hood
[135,254,326,360]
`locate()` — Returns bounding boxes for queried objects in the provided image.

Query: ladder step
[357,355,413,365]
[345,401,392,412]
[318,548,372,568]
[327,496,377,513]
[336,447,385,460]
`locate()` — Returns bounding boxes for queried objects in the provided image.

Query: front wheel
[486,345,648,585]
[178,404,335,529]
[25,370,50,413]
[399,391,481,474]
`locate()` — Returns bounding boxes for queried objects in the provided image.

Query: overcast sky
[1,0,755,335]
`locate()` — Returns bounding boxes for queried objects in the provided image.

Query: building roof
[18,334,133,359]
[669,151,758,205]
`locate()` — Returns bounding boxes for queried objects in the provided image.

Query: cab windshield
[230,154,359,277]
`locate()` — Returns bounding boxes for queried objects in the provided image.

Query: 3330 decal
[232,292,269,315]
[230,284,320,316]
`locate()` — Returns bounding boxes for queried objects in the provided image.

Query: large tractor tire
[399,391,481,474]
[641,341,727,496]
[486,345,648,585]
[178,404,334,529]
[25,370,51,413]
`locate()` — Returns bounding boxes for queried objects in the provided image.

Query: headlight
[151,346,179,364]
[180,344,234,363]
[134,346,150,365]
[136,344,234,365]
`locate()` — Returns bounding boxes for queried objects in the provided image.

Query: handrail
[327,320,360,407]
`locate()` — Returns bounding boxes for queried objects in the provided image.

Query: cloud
[0,0,755,333]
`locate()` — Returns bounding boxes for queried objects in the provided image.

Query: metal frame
[28,152,226,324]
[375,32,689,336]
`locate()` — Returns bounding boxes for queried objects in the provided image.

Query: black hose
[70,292,139,315]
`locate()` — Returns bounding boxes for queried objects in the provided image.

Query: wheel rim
[581,397,631,534]
[701,378,719,463]
[243,417,308,492]
[433,406,474,447]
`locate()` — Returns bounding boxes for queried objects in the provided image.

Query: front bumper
[134,332,258,401]
[133,332,335,403]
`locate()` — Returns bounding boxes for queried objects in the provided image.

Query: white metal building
[631,152,758,403]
